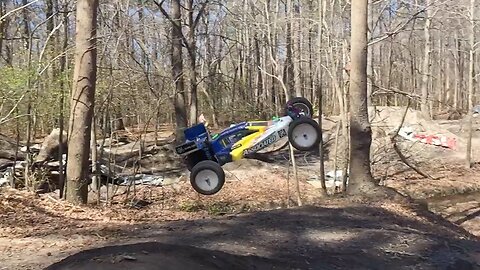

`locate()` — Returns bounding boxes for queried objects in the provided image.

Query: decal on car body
[243,133,277,155]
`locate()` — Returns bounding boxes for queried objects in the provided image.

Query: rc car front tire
[288,117,321,151]
[190,160,225,195]
[284,97,314,117]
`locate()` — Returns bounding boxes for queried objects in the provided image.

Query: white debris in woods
[307,170,349,190]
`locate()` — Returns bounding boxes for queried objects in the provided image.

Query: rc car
[175,97,321,195]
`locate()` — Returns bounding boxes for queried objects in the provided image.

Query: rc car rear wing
[175,123,210,156]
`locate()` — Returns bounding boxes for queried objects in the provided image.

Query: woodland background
[1,0,478,140]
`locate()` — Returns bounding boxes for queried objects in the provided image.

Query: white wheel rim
[292,123,318,148]
[195,169,219,192]
[293,103,310,116]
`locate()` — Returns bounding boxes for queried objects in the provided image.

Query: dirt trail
[41,204,480,270]
[2,185,480,269]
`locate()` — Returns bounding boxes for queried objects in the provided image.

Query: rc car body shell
[175,116,293,166]
[175,97,320,195]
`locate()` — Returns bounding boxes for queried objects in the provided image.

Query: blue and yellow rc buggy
[175,97,321,195]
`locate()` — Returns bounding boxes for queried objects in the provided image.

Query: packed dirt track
[1,183,479,270]
[41,204,480,270]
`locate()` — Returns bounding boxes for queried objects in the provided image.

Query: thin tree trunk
[454,35,461,109]
[91,116,99,192]
[187,0,198,125]
[58,0,68,199]
[466,0,476,168]
[23,0,32,190]
[366,0,374,106]
[317,0,327,195]
[420,1,432,119]
[172,0,188,142]
[0,1,4,58]
[445,59,451,107]
[255,33,263,112]
[285,0,294,98]
[289,143,302,206]
[293,0,302,97]
[437,38,444,113]
[341,41,350,193]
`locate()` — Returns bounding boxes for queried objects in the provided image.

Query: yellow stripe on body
[231,126,266,160]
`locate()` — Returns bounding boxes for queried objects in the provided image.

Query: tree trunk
[90,116,99,191]
[445,59,451,107]
[172,0,188,142]
[58,0,69,199]
[420,1,432,119]
[23,0,32,189]
[46,0,55,79]
[454,35,461,109]
[348,0,376,194]
[255,33,262,112]
[285,0,294,98]
[293,0,302,97]
[66,0,98,204]
[466,0,476,168]
[113,111,125,131]
[317,0,327,195]
[187,0,198,125]
[366,0,374,106]
[0,1,4,58]
[437,38,444,113]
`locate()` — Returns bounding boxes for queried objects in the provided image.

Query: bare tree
[317,0,327,195]
[420,1,433,119]
[465,0,476,168]
[172,0,187,141]
[348,0,376,194]
[66,0,99,204]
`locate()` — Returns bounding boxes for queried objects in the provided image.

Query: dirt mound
[369,106,461,140]
[366,106,466,164]
[42,205,480,270]
[44,242,288,270]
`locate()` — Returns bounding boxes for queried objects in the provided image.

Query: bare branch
[0,90,28,125]
[193,0,209,29]
[0,0,40,22]
[368,8,425,46]
[390,100,435,179]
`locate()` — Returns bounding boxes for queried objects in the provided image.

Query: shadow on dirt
[44,242,290,270]
[44,205,480,270]
[259,147,323,167]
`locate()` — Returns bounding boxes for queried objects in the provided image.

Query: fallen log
[35,128,68,162]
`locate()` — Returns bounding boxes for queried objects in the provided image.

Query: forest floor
[1,107,480,269]
[1,187,480,270]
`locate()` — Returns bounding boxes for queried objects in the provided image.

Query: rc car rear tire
[288,117,321,151]
[284,97,314,117]
[190,160,225,195]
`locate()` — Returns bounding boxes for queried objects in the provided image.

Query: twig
[289,143,302,206]
[223,168,242,182]
[286,152,290,208]
[332,121,341,193]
